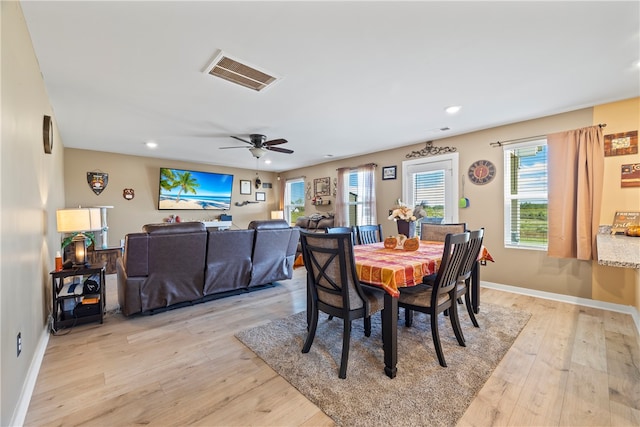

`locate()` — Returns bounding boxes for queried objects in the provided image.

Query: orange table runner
[354,241,445,298]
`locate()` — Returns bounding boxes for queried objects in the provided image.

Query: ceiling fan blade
[230,135,252,145]
[267,146,294,154]
[264,138,288,146]
[219,146,249,149]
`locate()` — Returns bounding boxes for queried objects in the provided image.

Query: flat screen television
[158,167,233,210]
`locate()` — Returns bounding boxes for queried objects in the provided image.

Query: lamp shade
[56,208,102,233]
[270,210,285,220]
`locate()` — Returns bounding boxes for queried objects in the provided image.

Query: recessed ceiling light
[145,141,158,149]
[264,159,272,164]
[445,106,461,114]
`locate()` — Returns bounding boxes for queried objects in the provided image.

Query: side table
[50,264,106,331]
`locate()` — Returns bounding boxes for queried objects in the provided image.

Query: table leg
[382,292,397,378]
[471,260,480,314]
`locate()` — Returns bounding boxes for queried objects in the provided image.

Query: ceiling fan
[219,134,294,158]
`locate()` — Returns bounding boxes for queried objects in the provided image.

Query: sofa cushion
[140,225,207,312]
[250,227,300,286]
[294,217,310,229]
[316,217,334,229]
[248,219,289,230]
[204,229,254,295]
[143,222,206,234]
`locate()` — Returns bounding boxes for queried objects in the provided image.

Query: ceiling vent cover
[205,51,278,92]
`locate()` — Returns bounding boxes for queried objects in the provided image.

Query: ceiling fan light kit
[221,133,294,158]
[249,147,267,158]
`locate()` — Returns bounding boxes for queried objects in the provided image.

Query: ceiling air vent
[205,52,278,92]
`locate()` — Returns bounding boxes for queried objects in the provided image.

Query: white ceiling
[20,1,640,172]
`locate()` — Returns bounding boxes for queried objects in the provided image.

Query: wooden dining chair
[398,231,469,367]
[356,224,383,245]
[300,231,385,379]
[454,228,484,331]
[326,226,357,245]
[420,222,467,242]
[422,228,485,343]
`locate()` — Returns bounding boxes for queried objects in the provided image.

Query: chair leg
[431,313,446,367]
[449,302,466,347]
[405,307,414,327]
[364,316,371,337]
[339,320,352,379]
[465,291,479,327]
[302,308,318,353]
[380,310,385,345]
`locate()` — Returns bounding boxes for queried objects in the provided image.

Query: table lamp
[56,208,102,267]
[270,210,284,220]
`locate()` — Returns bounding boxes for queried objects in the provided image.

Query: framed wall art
[240,180,251,195]
[621,163,640,188]
[382,166,397,180]
[256,191,266,202]
[604,130,638,157]
[314,177,330,196]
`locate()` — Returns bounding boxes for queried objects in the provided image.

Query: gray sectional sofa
[116,220,300,316]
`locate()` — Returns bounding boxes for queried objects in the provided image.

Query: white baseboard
[481,281,640,336]
[10,326,50,427]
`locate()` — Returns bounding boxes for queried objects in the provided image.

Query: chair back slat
[356,224,383,245]
[459,228,484,282]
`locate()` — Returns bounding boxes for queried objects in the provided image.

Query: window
[402,154,459,237]
[503,139,548,250]
[339,165,376,226]
[284,178,305,224]
[412,170,446,220]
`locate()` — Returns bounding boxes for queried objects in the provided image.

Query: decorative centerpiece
[387,199,427,237]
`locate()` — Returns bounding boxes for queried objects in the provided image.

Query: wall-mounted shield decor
[87,172,108,195]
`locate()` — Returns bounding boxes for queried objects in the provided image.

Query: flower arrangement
[388,199,427,222]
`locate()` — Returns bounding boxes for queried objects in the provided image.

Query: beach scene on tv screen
[159,168,233,210]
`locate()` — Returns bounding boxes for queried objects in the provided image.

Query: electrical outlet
[17,332,22,357]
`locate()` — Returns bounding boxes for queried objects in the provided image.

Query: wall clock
[43,115,53,154]
[468,160,496,185]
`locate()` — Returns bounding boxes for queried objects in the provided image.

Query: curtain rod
[490,123,607,147]
[336,163,378,170]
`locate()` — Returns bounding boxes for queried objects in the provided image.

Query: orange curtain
[547,125,604,260]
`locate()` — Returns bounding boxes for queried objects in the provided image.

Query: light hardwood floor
[25,269,639,426]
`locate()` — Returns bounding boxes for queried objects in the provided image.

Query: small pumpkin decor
[384,235,419,251]
[403,237,420,251]
[626,225,640,237]
[384,236,398,249]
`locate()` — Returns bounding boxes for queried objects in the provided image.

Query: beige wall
[283,108,600,298]
[1,2,66,425]
[64,149,280,244]
[592,97,640,309]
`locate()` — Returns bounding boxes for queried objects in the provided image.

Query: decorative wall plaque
[87,172,108,195]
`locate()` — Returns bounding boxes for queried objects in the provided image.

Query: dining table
[353,240,485,379]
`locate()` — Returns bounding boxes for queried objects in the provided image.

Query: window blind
[503,140,548,249]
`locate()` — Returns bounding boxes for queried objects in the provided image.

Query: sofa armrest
[123,233,148,277]
[116,257,144,316]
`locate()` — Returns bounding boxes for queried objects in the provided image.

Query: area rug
[236,303,530,427]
